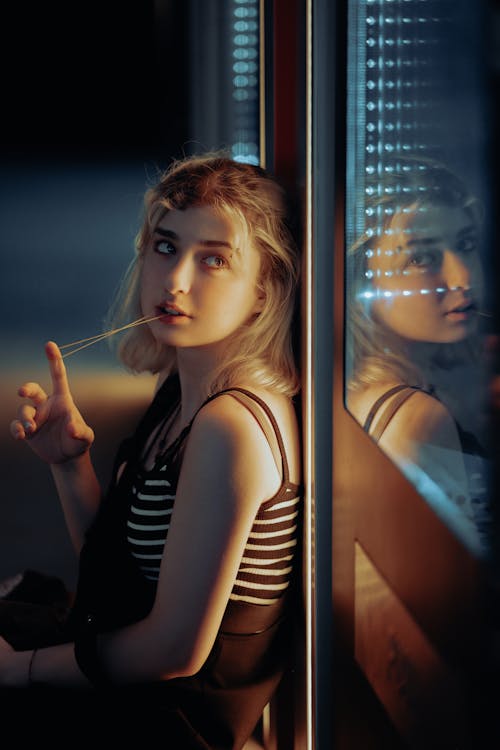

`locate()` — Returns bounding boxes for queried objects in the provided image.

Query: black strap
[109,375,181,479]
[136,374,181,446]
[363,384,421,443]
[196,387,292,484]
[120,377,295,489]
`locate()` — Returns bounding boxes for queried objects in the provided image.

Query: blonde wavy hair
[347,157,484,391]
[106,151,300,396]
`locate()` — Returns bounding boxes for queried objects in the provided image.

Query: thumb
[65,414,94,446]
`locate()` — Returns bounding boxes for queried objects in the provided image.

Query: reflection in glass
[346,160,492,557]
[345,0,492,557]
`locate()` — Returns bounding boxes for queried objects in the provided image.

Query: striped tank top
[126,387,301,605]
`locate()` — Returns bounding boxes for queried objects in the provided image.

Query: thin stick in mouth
[59,314,163,359]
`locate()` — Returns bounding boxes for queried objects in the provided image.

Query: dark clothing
[64,375,302,750]
[123,386,300,603]
[0,569,71,651]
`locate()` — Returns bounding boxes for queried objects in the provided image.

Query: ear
[253,290,266,315]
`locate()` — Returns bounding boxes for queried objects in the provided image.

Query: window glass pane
[345,0,493,558]
[189,0,260,164]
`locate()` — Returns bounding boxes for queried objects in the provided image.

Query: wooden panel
[354,541,467,747]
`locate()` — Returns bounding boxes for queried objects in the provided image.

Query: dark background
[0,1,194,589]
[0,1,190,162]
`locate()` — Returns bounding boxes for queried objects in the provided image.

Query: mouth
[156,303,190,318]
[444,300,477,321]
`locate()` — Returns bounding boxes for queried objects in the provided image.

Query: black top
[67,375,303,750]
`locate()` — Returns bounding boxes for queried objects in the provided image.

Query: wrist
[2,649,33,687]
[50,449,92,472]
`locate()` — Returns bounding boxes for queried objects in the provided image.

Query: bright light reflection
[358,286,445,301]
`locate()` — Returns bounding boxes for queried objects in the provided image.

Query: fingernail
[23,421,33,433]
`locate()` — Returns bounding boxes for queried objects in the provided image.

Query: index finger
[45,341,71,396]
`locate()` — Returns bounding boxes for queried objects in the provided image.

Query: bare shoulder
[189,387,301,488]
[178,394,278,510]
[381,388,460,453]
[349,382,459,450]
[350,383,449,425]
[395,388,453,431]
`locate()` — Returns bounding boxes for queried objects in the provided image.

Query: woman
[346,158,491,556]
[2,153,302,749]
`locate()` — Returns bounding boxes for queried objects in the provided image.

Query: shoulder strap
[114,374,180,468]
[201,387,290,483]
[363,385,421,444]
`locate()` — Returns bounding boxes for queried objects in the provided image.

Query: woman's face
[366,204,483,344]
[140,205,264,352]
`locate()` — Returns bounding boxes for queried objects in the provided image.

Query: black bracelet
[27,648,37,685]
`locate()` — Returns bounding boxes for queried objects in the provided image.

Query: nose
[163,253,193,295]
[441,249,473,292]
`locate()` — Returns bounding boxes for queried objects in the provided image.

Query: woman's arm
[2,393,285,686]
[0,639,90,687]
[49,452,102,554]
[10,342,101,552]
[98,393,283,682]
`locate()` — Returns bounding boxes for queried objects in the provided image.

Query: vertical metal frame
[303,4,314,748]
[298,0,348,745]
[260,1,310,747]
[308,1,342,747]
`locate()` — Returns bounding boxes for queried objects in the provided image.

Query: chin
[437,331,474,345]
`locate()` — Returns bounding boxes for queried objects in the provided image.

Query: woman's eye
[203,255,228,269]
[155,239,175,255]
[457,237,477,254]
[407,248,440,271]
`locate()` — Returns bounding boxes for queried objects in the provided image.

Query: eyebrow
[154,226,235,251]
[405,237,440,248]
[404,224,477,248]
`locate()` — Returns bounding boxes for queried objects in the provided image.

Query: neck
[406,339,476,379]
[405,341,442,383]
[405,338,486,432]
[167,345,226,426]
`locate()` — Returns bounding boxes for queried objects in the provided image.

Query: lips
[445,301,476,315]
[156,302,190,318]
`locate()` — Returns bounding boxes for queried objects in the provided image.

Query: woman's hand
[0,635,32,686]
[10,341,94,465]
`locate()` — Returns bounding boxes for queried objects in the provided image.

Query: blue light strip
[231,0,260,164]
